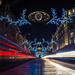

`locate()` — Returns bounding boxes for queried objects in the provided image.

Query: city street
[0,59,75,75]
[0,0,75,75]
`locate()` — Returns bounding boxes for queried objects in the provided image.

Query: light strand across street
[22,38,57,57]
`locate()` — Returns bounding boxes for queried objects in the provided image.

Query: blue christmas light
[22,38,57,57]
[22,40,30,45]
[46,8,75,26]
[46,8,60,26]
[41,39,57,57]
[42,38,49,45]
[50,40,57,44]
[0,9,31,26]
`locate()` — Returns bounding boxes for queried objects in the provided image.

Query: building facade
[51,7,75,53]
[0,1,26,47]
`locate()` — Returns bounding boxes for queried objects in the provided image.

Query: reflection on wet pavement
[0,59,73,75]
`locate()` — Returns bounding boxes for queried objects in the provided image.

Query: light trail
[0,35,29,52]
[42,51,75,59]
[0,41,16,48]
[43,59,75,75]
[0,51,36,58]
[0,47,22,53]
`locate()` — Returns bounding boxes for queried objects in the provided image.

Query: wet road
[0,59,75,75]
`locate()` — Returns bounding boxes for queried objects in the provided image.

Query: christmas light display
[22,40,29,45]
[50,40,57,44]
[47,8,75,25]
[46,8,59,25]
[22,38,57,57]
[0,9,31,26]
[28,11,50,23]
[0,8,75,26]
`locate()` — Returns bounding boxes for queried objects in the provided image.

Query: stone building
[0,1,26,47]
[51,7,75,53]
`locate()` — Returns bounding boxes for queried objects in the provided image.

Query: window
[68,10,71,15]
[70,32,74,38]
[70,25,73,29]
[70,32,74,44]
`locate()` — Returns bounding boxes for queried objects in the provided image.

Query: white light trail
[42,51,75,59]
[44,59,75,75]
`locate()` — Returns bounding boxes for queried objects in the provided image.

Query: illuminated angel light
[0,9,31,26]
[47,8,75,26]
[0,8,74,26]
[22,38,57,57]
[0,8,75,26]
[28,11,50,23]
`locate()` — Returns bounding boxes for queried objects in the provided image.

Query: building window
[70,32,74,38]
[70,25,73,29]
[72,8,75,12]
[68,10,71,15]
[70,32,74,44]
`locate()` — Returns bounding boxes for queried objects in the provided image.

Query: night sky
[4,0,75,42]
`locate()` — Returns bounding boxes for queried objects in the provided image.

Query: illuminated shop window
[72,8,75,13]
[68,10,71,15]
[70,32,74,38]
